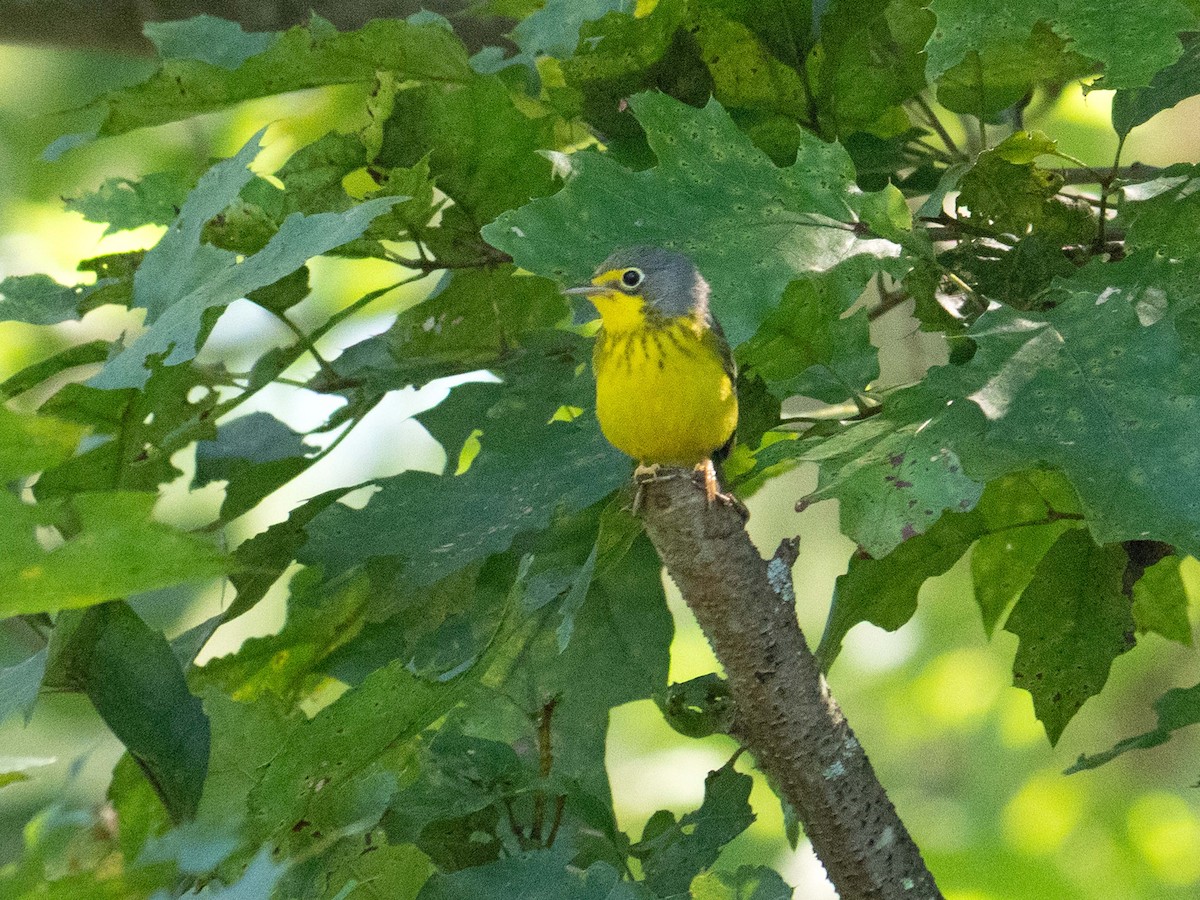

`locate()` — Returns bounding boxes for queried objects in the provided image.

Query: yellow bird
[566,247,738,503]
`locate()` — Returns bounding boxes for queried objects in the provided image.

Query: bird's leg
[695,459,750,520]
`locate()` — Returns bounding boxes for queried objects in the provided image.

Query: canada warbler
[566,247,738,503]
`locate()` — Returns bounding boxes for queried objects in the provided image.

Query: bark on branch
[638,475,943,899]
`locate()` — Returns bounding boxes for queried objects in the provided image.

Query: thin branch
[912,94,963,159]
[383,250,511,272]
[1096,134,1129,252]
[261,306,340,384]
[638,476,943,899]
[1052,162,1157,186]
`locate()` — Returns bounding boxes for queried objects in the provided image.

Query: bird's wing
[706,315,737,383]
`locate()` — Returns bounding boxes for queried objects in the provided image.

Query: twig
[384,250,511,272]
[637,475,943,899]
[913,94,963,159]
[1051,162,1156,186]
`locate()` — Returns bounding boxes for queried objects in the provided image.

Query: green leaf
[137,819,240,875]
[1005,530,1134,744]
[815,0,934,134]
[0,649,47,728]
[377,72,559,226]
[200,565,371,702]
[195,846,286,898]
[1113,39,1200,135]
[246,658,465,852]
[821,508,986,665]
[90,181,398,388]
[143,15,278,69]
[0,491,228,616]
[91,19,472,137]
[57,602,211,821]
[301,340,629,586]
[0,404,88,481]
[938,256,1200,554]
[502,526,672,800]
[195,692,298,833]
[1131,556,1193,645]
[90,133,402,390]
[484,92,904,347]
[64,172,193,236]
[738,258,880,403]
[0,341,111,401]
[221,492,341,623]
[194,412,311,520]
[933,22,1091,120]
[1067,681,1200,771]
[691,865,794,900]
[956,136,1092,243]
[308,841,431,900]
[656,673,733,739]
[926,0,1195,91]
[0,274,112,325]
[633,763,755,897]
[786,392,984,558]
[970,469,1082,634]
[1121,164,1200,259]
[972,522,1075,634]
[511,0,632,58]
[323,266,569,393]
[418,852,641,900]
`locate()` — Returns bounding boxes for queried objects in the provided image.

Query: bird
[565,246,739,507]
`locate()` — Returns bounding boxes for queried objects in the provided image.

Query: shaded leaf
[91,132,402,389]
[65,172,193,236]
[633,763,755,897]
[143,15,278,69]
[59,602,210,821]
[1005,530,1134,744]
[418,851,640,900]
[691,865,794,900]
[1113,38,1200,135]
[0,274,112,325]
[194,412,311,520]
[301,339,629,586]
[926,0,1194,91]
[0,649,47,728]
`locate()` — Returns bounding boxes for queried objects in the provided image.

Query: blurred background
[1,34,1199,900]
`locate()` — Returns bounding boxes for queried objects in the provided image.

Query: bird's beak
[563,284,603,296]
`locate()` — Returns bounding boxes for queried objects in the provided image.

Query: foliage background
[1,4,1200,899]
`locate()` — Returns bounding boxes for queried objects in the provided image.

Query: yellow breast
[593,318,737,466]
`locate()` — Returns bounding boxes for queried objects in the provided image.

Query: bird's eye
[621,268,644,288]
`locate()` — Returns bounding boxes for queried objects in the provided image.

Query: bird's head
[565,246,711,331]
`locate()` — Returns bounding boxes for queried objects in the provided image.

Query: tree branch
[638,475,943,899]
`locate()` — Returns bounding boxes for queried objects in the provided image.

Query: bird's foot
[694,460,749,521]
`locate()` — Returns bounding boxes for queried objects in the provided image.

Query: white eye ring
[621,268,644,288]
